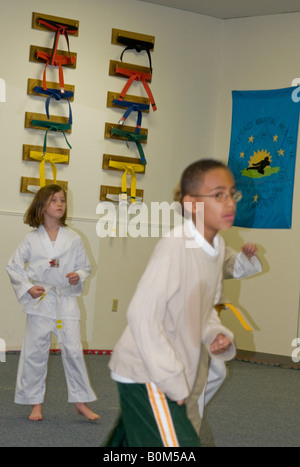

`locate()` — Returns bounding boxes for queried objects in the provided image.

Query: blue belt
[113,99,149,133]
[33,86,73,124]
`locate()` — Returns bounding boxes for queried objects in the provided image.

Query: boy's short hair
[24,184,67,228]
[179,159,227,202]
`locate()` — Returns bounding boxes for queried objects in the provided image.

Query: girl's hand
[241,243,258,259]
[66,272,80,285]
[28,286,45,299]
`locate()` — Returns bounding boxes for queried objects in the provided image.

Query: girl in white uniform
[6,185,99,422]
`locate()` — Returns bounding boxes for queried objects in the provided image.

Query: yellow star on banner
[273,134,278,142]
[253,194,258,202]
[240,152,245,158]
[248,135,254,143]
[278,149,285,156]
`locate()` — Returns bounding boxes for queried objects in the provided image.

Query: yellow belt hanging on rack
[108,160,144,203]
[29,150,69,188]
[215,303,253,331]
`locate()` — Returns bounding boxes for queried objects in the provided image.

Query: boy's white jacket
[6,226,92,320]
[109,223,261,402]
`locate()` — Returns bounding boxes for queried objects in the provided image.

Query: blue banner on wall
[228,87,300,228]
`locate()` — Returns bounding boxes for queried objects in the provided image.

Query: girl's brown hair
[24,184,67,228]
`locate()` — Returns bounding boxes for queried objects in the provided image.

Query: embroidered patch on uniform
[49,258,60,268]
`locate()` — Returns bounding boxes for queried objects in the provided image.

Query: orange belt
[116,66,157,111]
[36,17,77,94]
[37,17,78,65]
[36,50,76,93]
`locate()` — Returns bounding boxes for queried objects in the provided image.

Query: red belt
[37,17,77,66]
[36,17,77,93]
[115,66,157,111]
[36,50,76,93]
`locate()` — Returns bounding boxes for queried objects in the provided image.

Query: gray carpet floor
[0,354,299,447]
[201,359,300,447]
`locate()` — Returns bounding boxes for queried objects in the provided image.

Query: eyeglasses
[190,191,243,204]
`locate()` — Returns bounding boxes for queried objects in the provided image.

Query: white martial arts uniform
[184,221,262,432]
[6,225,97,405]
[196,247,262,418]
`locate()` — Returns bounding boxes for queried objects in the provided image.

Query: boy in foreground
[105,159,246,447]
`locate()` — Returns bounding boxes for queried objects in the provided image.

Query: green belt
[111,127,147,165]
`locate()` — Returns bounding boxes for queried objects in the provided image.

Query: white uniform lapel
[38,225,55,256]
[52,226,69,257]
[38,225,68,257]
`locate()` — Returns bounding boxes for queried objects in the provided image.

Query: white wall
[215,14,300,356]
[1,1,299,357]
[0,0,223,350]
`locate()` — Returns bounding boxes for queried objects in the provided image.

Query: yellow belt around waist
[33,284,71,342]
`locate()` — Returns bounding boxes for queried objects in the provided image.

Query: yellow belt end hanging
[109,160,144,204]
[29,150,68,188]
[216,303,253,331]
[56,319,63,330]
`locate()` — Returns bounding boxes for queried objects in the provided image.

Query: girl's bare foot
[75,402,100,421]
[29,404,43,421]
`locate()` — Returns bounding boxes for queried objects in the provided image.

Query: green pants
[104,382,201,448]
